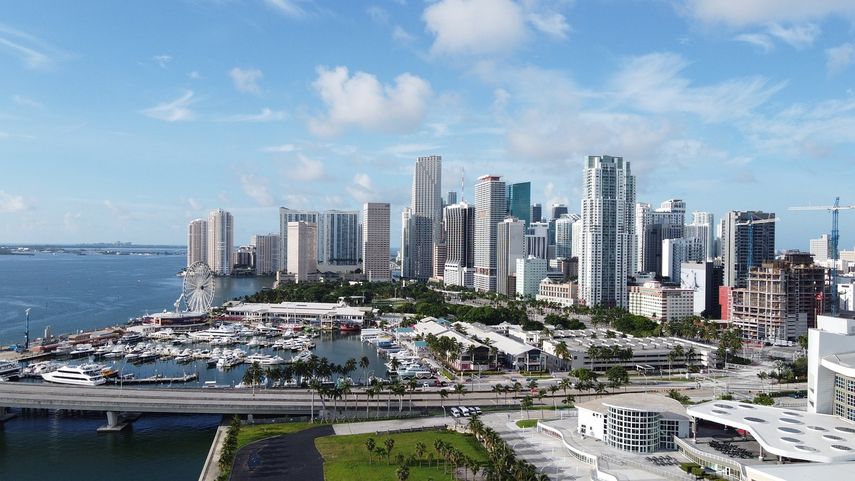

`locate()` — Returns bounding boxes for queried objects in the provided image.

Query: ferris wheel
[179,262,215,312]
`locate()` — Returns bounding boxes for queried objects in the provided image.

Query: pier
[107,373,199,385]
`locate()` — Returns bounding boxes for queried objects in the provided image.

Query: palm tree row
[466,416,549,481]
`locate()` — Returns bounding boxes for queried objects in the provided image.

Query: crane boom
[789,205,855,211]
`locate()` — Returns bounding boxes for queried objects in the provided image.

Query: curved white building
[576,393,690,452]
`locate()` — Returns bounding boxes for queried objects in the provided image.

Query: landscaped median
[515,419,538,429]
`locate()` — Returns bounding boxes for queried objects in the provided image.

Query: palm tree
[359,355,370,383]
[520,395,533,418]
[390,357,401,374]
[407,377,419,413]
[554,340,570,370]
[365,437,376,465]
[559,377,572,398]
[491,384,502,406]
[561,394,575,408]
[242,361,264,397]
[439,388,449,415]
[384,437,395,464]
[549,384,559,409]
[391,382,407,412]
[395,464,410,481]
[414,441,426,467]
[453,383,466,403]
[344,357,357,381]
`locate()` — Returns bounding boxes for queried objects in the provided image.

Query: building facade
[187,219,207,268]
[443,201,475,288]
[279,208,320,272]
[810,234,832,265]
[579,155,636,308]
[496,217,525,297]
[287,221,317,282]
[252,233,280,276]
[808,315,855,419]
[207,209,234,276]
[628,281,694,322]
[404,155,442,281]
[474,175,506,292]
[516,256,548,298]
[507,182,531,227]
[722,210,776,288]
[320,210,359,268]
[577,394,690,453]
[362,202,390,282]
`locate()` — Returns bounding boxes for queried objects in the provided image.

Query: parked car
[450,407,461,417]
[468,406,482,415]
[432,379,448,387]
[458,406,471,417]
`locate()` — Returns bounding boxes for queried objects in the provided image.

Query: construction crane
[735,215,778,275]
[789,198,855,315]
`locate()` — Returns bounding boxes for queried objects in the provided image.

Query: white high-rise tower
[474,175,506,292]
[207,209,234,276]
[579,155,636,308]
[187,219,207,267]
[404,155,442,281]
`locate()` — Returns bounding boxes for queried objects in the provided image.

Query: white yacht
[41,364,107,386]
[0,360,22,380]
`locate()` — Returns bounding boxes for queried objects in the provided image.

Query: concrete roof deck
[577,393,689,419]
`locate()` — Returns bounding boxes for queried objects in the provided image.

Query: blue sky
[1,0,854,249]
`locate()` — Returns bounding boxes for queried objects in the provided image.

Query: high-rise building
[662,237,705,281]
[680,261,722,317]
[287,221,317,282]
[555,214,580,259]
[443,201,475,288]
[497,217,525,296]
[207,209,234,276]
[722,211,776,288]
[810,234,832,265]
[400,207,413,278]
[516,256,548,298]
[234,245,255,270]
[729,251,825,341]
[187,219,207,267]
[474,175,507,292]
[526,221,548,259]
[252,234,280,276]
[319,210,360,268]
[363,202,390,282]
[685,212,715,261]
[637,199,686,276]
[579,155,636,308]
[531,203,543,224]
[402,155,442,281]
[551,204,569,220]
[279,208,319,272]
[571,218,583,261]
[507,182,531,227]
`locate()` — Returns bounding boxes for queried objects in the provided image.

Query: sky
[0,0,854,250]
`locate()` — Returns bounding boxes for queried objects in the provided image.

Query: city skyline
[1,1,855,249]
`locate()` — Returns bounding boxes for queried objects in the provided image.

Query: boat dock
[108,373,198,385]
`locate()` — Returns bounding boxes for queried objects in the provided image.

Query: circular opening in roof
[783,411,803,417]
[780,437,801,444]
[835,426,855,434]
[831,445,852,451]
[780,418,802,424]
[712,409,730,415]
[738,404,755,409]
[714,403,734,409]
[744,416,766,423]
[795,445,818,452]
[823,434,845,441]
[806,425,827,432]
[778,427,802,434]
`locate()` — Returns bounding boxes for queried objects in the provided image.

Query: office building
[287,221,317,282]
[628,281,694,322]
[403,155,442,281]
[362,202,390,282]
[443,201,475,288]
[279,208,320,272]
[662,237,706,282]
[722,210,776,288]
[446,191,457,206]
[526,221,548,259]
[531,203,542,223]
[536,278,578,306]
[474,175,506,292]
[680,261,722,317]
[637,199,686,276]
[400,207,413,278]
[187,219,207,267]
[252,233,280,276]
[233,245,255,271]
[550,203,568,220]
[516,256,547,298]
[684,211,714,261]
[554,214,579,259]
[579,155,636,308]
[507,182,531,227]
[207,209,234,276]
[320,210,359,268]
[810,234,832,265]
[496,217,525,296]
[729,251,825,342]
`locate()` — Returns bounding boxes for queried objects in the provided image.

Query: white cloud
[264,0,306,18]
[611,52,784,122]
[683,0,855,26]
[185,198,202,210]
[141,91,195,122]
[527,11,570,39]
[229,67,263,94]
[0,190,28,213]
[543,182,568,208]
[367,5,389,24]
[346,173,377,203]
[261,144,298,153]
[240,174,274,206]
[382,143,441,157]
[392,25,415,44]
[218,108,285,122]
[12,94,44,109]
[826,43,855,75]
[733,33,773,52]
[188,71,201,80]
[290,153,326,181]
[766,23,819,49]
[423,0,527,56]
[0,24,60,69]
[309,66,432,136]
[152,54,172,68]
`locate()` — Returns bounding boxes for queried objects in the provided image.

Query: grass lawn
[316,430,489,481]
[516,419,538,428]
[236,422,313,449]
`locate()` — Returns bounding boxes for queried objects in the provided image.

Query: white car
[458,406,471,417]
[450,407,461,417]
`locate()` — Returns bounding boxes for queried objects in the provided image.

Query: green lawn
[316,430,489,481]
[236,422,313,449]
[516,419,538,428]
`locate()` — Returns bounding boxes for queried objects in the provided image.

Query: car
[468,406,482,414]
[450,407,461,417]
[432,379,448,387]
[458,406,471,417]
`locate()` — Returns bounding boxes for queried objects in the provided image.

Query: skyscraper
[321,210,360,267]
[516,256,548,298]
[579,155,636,308]
[637,199,686,276]
[810,234,832,264]
[684,211,715,261]
[287,221,317,282]
[207,209,234,276]
[507,182,531,227]
[400,207,413,278]
[531,203,543,224]
[279,207,319,272]
[526,221,548,259]
[403,155,442,281]
[722,211,776,288]
[551,204,569,220]
[443,201,475,288]
[474,175,506,292]
[363,202,390,282]
[497,217,525,296]
[555,214,580,259]
[252,233,280,276]
[187,219,207,267]
[446,191,458,206]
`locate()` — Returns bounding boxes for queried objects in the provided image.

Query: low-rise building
[628,281,694,322]
[226,301,366,325]
[808,314,855,419]
[516,255,547,299]
[536,278,578,306]
[457,322,543,371]
[577,393,690,452]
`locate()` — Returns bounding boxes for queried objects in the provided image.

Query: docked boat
[0,360,22,380]
[41,364,107,386]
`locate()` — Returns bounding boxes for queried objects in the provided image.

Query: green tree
[396,464,410,481]
[384,438,396,464]
[365,438,376,465]
[605,365,629,390]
